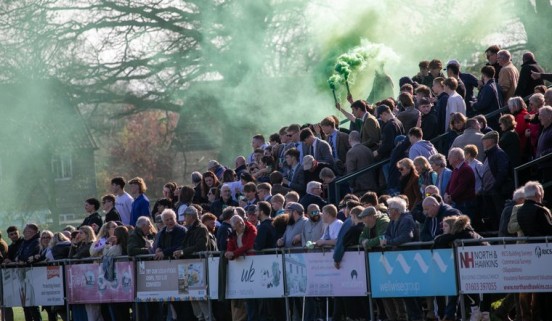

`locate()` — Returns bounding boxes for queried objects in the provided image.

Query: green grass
[11,307,49,321]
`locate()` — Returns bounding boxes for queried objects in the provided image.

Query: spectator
[225,215,257,259]
[471,65,503,129]
[507,97,530,158]
[302,155,331,184]
[4,226,23,264]
[301,204,324,246]
[90,220,118,257]
[176,185,195,222]
[256,182,272,202]
[432,77,449,135]
[200,171,221,204]
[420,196,460,241]
[16,224,40,264]
[104,226,131,321]
[200,213,219,251]
[445,148,476,218]
[381,197,423,320]
[277,202,308,248]
[359,206,390,250]
[320,116,351,175]
[374,105,405,161]
[300,127,334,168]
[210,185,238,218]
[282,148,306,195]
[101,194,122,223]
[269,171,291,196]
[336,99,381,149]
[408,127,437,159]
[333,200,360,269]
[463,145,484,195]
[346,130,377,194]
[499,187,525,237]
[412,60,433,88]
[208,159,227,181]
[451,118,485,162]
[514,52,544,99]
[111,176,133,225]
[254,201,277,250]
[484,45,501,80]
[448,60,479,111]
[397,92,421,133]
[315,204,343,247]
[127,216,156,256]
[498,114,521,168]
[79,198,103,233]
[444,60,467,99]
[153,209,186,260]
[480,131,512,230]
[497,49,519,102]
[429,153,452,196]
[418,97,439,140]
[536,106,552,194]
[441,112,467,157]
[129,177,151,226]
[413,156,437,195]
[299,181,327,210]
[270,194,286,217]
[216,207,236,252]
[397,158,422,211]
[443,77,467,133]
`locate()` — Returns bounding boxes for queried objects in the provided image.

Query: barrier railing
[513,152,552,188]
[1,237,551,321]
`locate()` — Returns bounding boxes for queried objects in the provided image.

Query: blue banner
[369,249,457,298]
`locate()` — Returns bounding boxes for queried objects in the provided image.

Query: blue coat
[472,79,503,128]
[384,212,419,246]
[130,194,150,226]
[153,224,187,257]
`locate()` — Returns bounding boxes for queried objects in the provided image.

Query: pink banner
[65,261,135,304]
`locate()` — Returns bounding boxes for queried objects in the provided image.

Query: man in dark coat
[153,209,186,260]
[420,196,460,241]
[16,224,41,321]
[374,105,405,161]
[517,182,552,237]
[472,66,503,130]
[346,131,377,194]
[514,52,545,99]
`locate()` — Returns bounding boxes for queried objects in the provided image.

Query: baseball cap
[444,59,460,70]
[184,206,198,216]
[286,202,304,214]
[358,206,379,218]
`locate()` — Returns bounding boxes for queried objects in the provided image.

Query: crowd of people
[1,46,552,321]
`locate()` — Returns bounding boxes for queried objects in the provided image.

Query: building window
[52,152,72,180]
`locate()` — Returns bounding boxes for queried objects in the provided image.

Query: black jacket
[180,220,209,257]
[514,59,545,98]
[517,199,552,239]
[484,145,512,194]
[69,241,92,259]
[377,118,404,160]
[80,212,103,233]
[105,208,122,223]
[154,224,187,257]
[16,233,40,263]
[254,218,277,251]
[7,237,23,261]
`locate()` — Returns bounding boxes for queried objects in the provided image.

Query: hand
[91,223,99,233]
[173,250,183,259]
[224,251,234,259]
[315,239,325,247]
[276,238,284,247]
[347,93,354,104]
[154,249,164,260]
[525,128,531,138]
[335,102,341,110]
[334,261,341,269]
[292,234,301,245]
[362,239,369,250]
[531,71,541,80]
[282,178,289,185]
[107,236,117,244]
[444,193,452,204]
[373,151,378,158]
[379,238,387,247]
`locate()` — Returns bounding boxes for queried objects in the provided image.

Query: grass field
[8,307,49,321]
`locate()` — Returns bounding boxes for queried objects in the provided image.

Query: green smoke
[327,74,344,90]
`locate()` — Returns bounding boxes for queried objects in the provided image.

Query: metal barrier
[513,152,552,188]
[2,237,552,321]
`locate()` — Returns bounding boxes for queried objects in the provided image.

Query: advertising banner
[2,266,64,307]
[226,254,284,299]
[65,261,134,304]
[285,251,367,297]
[369,249,457,298]
[136,259,207,301]
[457,243,552,293]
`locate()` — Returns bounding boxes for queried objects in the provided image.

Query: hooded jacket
[408,140,437,160]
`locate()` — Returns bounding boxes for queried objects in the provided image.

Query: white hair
[306,181,321,194]
[161,209,177,220]
[136,216,152,228]
[448,147,465,161]
[524,181,543,199]
[230,215,244,226]
[387,197,407,214]
[512,187,525,201]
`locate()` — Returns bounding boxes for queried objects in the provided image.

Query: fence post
[364,250,375,321]
[281,249,291,321]
[203,253,213,321]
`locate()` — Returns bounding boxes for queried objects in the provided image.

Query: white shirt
[445,92,466,131]
[115,192,133,225]
[321,219,343,240]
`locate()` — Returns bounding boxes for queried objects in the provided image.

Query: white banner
[226,254,284,299]
[2,266,64,307]
[457,243,552,293]
[286,251,367,297]
[207,256,219,300]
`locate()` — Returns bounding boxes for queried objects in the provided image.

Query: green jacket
[359,213,390,249]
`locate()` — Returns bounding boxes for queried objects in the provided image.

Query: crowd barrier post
[281,248,291,321]
[362,246,375,321]
[453,242,467,321]
[199,251,213,321]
